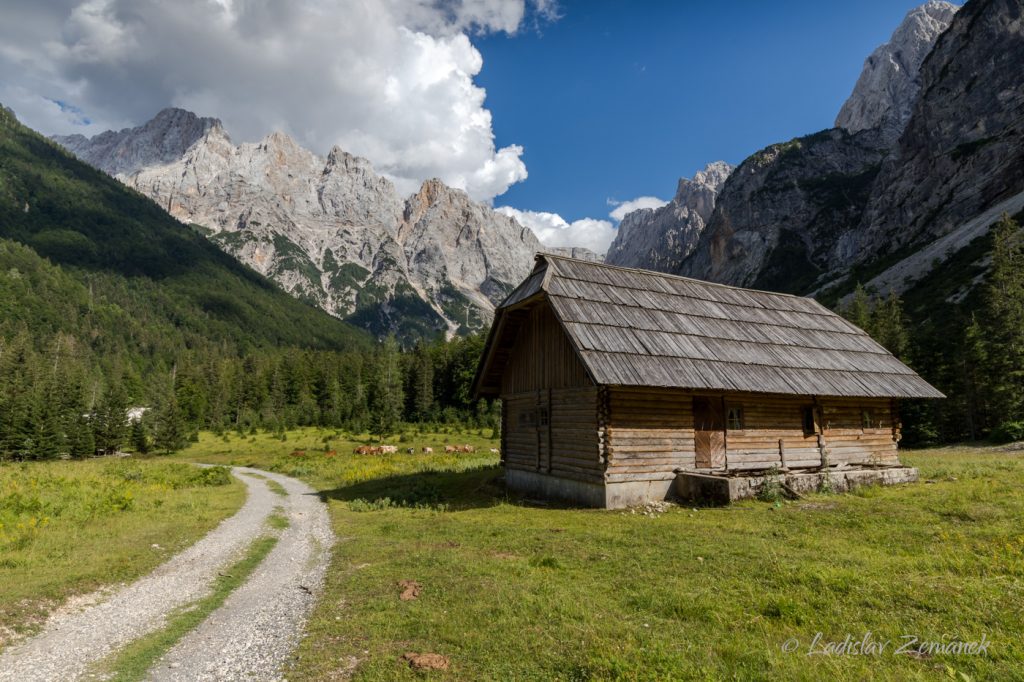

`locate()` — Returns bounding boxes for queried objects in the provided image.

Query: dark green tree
[153,393,187,454]
[369,337,404,440]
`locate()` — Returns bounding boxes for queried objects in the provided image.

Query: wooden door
[694,397,726,469]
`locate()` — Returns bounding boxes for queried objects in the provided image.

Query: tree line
[0,332,494,461]
[840,214,1024,445]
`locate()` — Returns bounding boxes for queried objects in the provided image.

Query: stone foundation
[674,467,919,503]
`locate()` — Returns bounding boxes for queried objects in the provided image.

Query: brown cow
[353,445,373,455]
[290,450,306,457]
[461,445,475,453]
[444,445,457,454]
[324,450,337,457]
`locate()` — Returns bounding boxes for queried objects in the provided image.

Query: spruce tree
[94,384,128,455]
[154,393,186,454]
[984,213,1024,422]
[131,418,150,454]
[412,343,434,421]
[369,336,404,440]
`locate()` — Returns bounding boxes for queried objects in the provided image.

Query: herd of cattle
[351,444,499,455]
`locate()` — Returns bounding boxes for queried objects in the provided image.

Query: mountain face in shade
[55,109,543,342]
[679,0,1024,301]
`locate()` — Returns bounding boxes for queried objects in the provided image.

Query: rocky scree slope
[55,110,542,342]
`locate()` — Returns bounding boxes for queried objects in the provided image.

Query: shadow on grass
[316,464,509,511]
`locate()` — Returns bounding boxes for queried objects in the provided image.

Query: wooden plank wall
[501,388,602,483]
[504,393,539,473]
[550,387,602,483]
[820,397,899,465]
[605,390,901,476]
[605,387,695,482]
[499,303,593,395]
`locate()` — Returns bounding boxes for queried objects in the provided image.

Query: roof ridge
[538,253,823,304]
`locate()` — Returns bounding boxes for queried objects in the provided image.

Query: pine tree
[154,393,186,454]
[412,343,434,421]
[91,382,130,455]
[870,291,910,359]
[369,337,404,440]
[67,414,95,459]
[844,284,873,332]
[983,213,1024,422]
[131,418,149,454]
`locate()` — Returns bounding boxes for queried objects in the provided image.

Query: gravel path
[0,466,335,682]
[150,468,334,681]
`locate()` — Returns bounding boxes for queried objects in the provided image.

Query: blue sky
[478,0,941,222]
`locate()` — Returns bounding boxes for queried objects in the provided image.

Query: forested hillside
[835,213,1024,445]
[0,106,495,459]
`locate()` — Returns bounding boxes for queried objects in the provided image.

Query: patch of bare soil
[402,652,449,671]
[398,580,421,601]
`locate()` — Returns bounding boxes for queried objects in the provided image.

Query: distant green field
[176,432,1024,681]
[0,458,244,648]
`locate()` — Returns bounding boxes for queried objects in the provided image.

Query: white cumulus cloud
[607,195,668,221]
[495,206,616,254]
[0,0,554,202]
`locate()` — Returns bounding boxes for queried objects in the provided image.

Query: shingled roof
[474,254,943,399]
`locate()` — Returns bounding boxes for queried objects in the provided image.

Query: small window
[538,407,549,426]
[726,406,744,430]
[861,409,874,429]
[802,406,818,435]
[518,410,536,428]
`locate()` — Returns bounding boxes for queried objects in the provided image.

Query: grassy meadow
[175,430,1024,681]
[0,458,244,647]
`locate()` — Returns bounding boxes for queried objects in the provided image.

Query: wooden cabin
[472,255,943,508]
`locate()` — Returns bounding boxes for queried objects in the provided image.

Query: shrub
[757,466,784,503]
[990,421,1024,444]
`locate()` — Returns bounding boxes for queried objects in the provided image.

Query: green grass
[266,479,288,497]
[96,533,281,681]
[0,458,245,647]
[175,431,1024,680]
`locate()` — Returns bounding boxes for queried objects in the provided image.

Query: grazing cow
[324,450,337,457]
[422,447,433,454]
[353,445,372,455]
[444,445,457,454]
[406,447,415,454]
[460,445,475,453]
[380,445,398,454]
[489,448,499,454]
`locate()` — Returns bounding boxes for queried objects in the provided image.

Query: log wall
[604,391,901,476]
[720,394,822,471]
[820,397,899,466]
[605,387,695,482]
[502,387,602,483]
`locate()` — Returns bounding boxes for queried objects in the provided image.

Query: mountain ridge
[55,110,544,342]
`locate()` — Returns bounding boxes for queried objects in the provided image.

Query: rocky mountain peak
[54,108,547,342]
[604,161,732,271]
[53,107,224,176]
[835,1,958,144]
[687,161,732,195]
